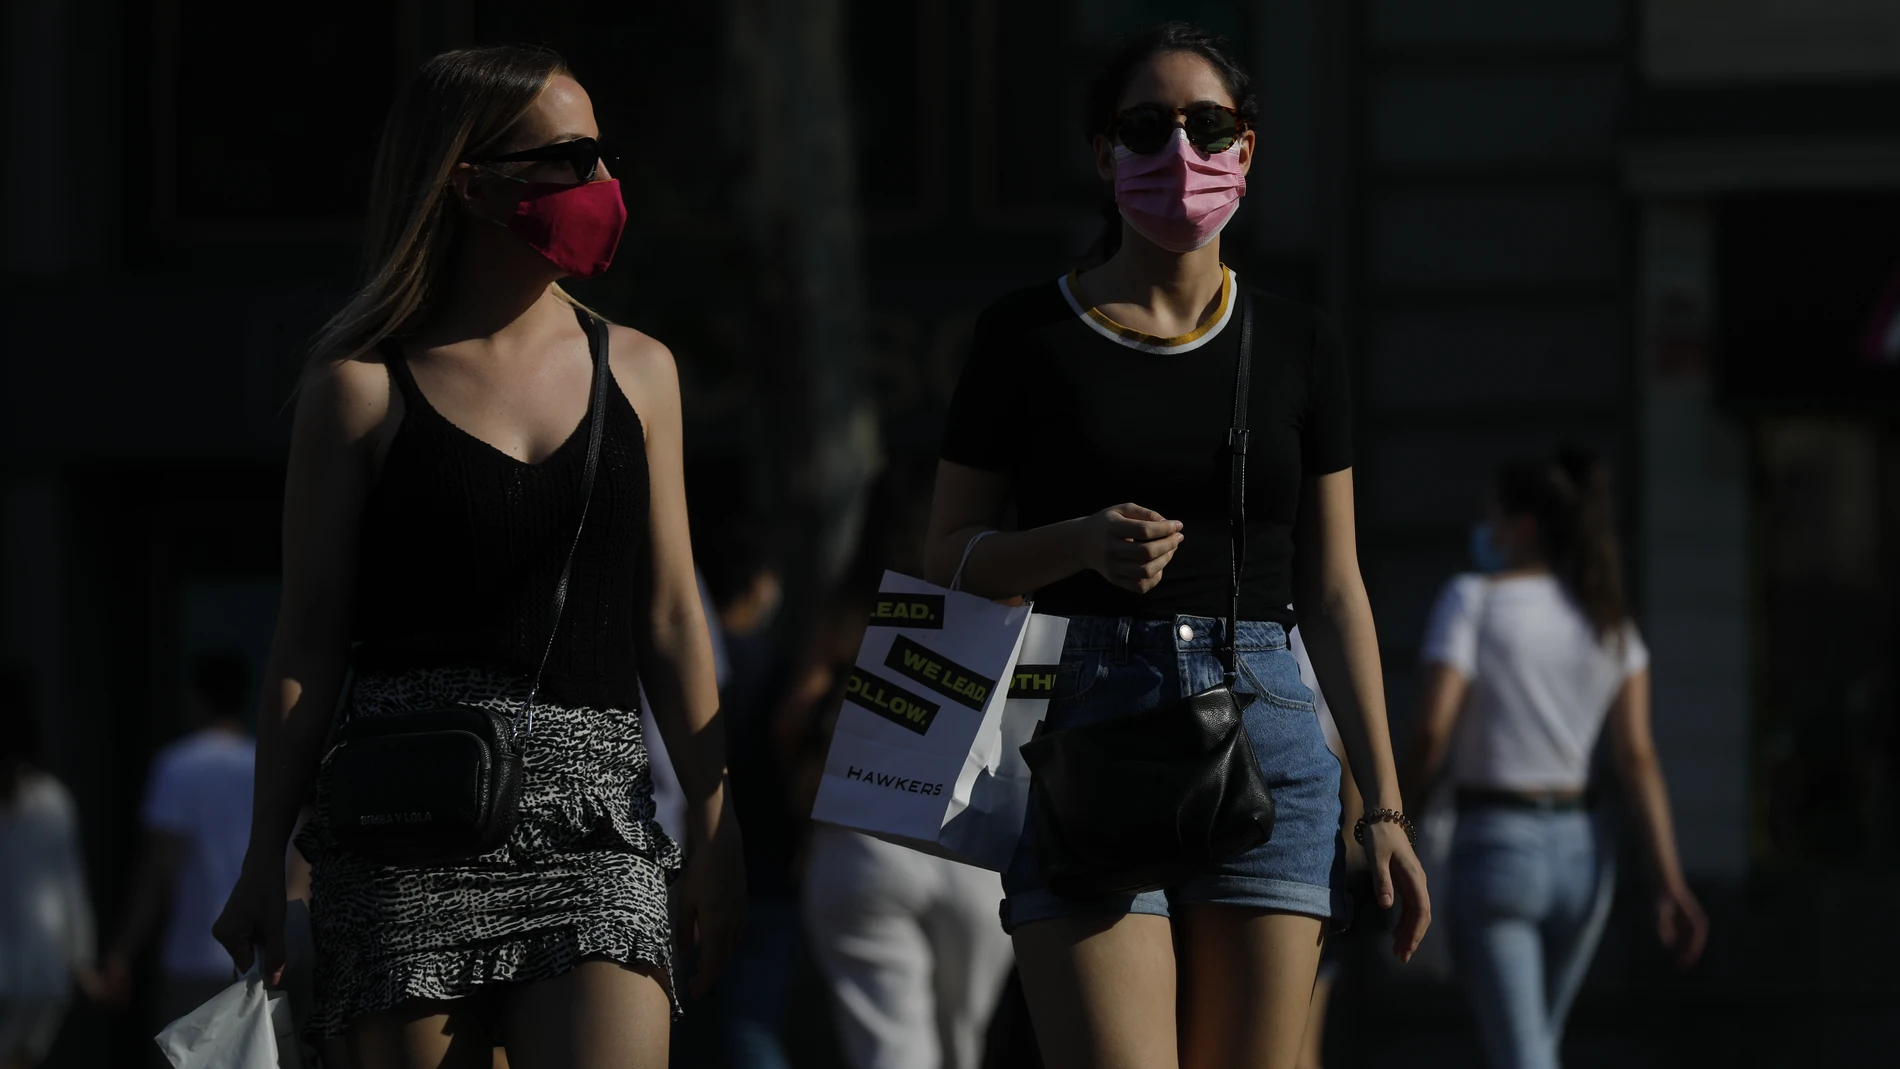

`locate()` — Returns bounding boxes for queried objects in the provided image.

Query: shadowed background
[2,1,1897,1065]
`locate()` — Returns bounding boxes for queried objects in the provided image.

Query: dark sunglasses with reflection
[468,136,620,185]
[1112,103,1247,155]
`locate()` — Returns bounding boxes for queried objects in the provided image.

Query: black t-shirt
[940,269,1352,624]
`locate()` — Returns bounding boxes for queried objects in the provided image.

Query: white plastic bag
[155,961,303,1069]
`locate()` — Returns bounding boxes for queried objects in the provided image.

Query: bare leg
[499,960,671,1069]
[1012,914,1178,1069]
[345,997,497,1069]
[1177,907,1325,1069]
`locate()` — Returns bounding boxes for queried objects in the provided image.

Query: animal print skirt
[296,665,682,1038]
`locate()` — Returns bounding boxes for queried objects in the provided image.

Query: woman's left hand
[676,801,748,999]
[1655,879,1709,970]
[1366,819,1431,963]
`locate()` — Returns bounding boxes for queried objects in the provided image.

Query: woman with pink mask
[925,22,1428,1069]
[210,46,743,1066]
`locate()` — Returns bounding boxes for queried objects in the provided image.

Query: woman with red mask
[211,47,744,1066]
[926,23,1428,1068]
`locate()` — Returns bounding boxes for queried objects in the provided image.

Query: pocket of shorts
[1047,651,1108,709]
[1237,652,1316,712]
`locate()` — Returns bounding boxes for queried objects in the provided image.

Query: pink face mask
[504,178,627,279]
[1113,127,1247,253]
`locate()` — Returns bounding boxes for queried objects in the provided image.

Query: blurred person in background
[1404,449,1709,1069]
[678,501,802,1069]
[925,23,1427,1068]
[0,668,99,1069]
[779,460,1018,1069]
[210,45,743,1067]
[99,651,255,1027]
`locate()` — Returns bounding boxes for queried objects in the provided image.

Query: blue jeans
[1001,616,1346,931]
[1450,806,1615,1069]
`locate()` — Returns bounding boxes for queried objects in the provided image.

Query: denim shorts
[1000,615,1347,933]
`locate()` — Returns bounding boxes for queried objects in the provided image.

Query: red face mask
[503,178,627,279]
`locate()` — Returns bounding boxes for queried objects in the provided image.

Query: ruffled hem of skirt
[307,923,678,1038]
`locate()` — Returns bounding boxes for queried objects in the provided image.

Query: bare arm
[1292,468,1429,959]
[1607,668,1708,968]
[612,326,745,995]
[923,460,1185,596]
[102,831,186,986]
[255,364,388,852]
[214,357,390,981]
[614,329,728,831]
[1293,472,1399,815]
[1401,663,1471,817]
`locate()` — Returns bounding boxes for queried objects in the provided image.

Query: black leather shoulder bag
[1019,294,1276,899]
[325,314,611,865]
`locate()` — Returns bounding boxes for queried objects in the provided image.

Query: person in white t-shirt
[1403,450,1708,1069]
[99,652,257,1027]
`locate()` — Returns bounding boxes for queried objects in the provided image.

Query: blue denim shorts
[1001,615,1347,933]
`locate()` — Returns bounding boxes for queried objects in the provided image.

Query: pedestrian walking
[925,23,1428,1068]
[1404,449,1709,1069]
[784,462,1019,1069]
[209,45,744,1067]
[99,651,256,1027]
[682,507,804,1069]
[0,669,99,1069]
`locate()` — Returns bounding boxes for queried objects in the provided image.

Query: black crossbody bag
[1019,294,1276,899]
[325,315,611,865]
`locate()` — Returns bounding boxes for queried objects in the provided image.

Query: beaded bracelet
[1353,808,1417,848]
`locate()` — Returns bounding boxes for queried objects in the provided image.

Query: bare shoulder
[296,351,399,446]
[604,323,679,419]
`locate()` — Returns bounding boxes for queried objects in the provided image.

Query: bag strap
[521,310,612,733]
[1223,294,1256,683]
[950,529,998,592]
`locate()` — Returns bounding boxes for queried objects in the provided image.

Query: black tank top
[351,313,650,710]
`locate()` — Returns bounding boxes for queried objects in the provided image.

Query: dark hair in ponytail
[1079,22,1257,268]
[1493,447,1630,643]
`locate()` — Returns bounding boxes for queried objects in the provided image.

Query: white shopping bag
[155,960,303,1069]
[812,570,1049,869]
[937,612,1070,869]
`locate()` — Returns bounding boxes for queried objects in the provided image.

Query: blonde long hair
[304,45,586,371]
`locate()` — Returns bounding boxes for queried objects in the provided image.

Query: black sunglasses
[469,136,618,184]
[1113,104,1245,155]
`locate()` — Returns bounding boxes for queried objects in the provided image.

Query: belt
[1455,787,1591,813]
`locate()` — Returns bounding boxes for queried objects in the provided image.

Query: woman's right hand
[1080,504,1185,594]
[212,850,288,985]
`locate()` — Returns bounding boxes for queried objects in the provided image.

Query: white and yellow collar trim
[1058,266,1237,355]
